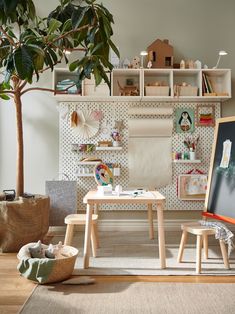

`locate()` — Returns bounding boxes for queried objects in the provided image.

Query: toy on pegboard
[94,163,113,186]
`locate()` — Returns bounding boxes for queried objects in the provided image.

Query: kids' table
[82,190,166,269]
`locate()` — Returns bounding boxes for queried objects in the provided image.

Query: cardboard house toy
[147,39,174,68]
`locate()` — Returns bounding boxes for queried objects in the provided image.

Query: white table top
[83,190,165,205]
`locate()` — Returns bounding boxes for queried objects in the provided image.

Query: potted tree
[0,0,119,251]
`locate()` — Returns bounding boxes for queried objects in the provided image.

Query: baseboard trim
[96,219,194,232]
[50,219,235,234]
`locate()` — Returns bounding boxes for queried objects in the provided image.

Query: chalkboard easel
[203,116,235,224]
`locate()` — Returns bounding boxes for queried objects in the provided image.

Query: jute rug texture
[20,282,235,314]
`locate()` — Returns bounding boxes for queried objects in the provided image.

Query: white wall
[1,0,235,201]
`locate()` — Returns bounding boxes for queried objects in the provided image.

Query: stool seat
[181,222,216,236]
[65,214,98,225]
[178,222,230,274]
[64,214,99,257]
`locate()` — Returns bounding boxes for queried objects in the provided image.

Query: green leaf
[62,19,72,33]
[27,0,36,20]
[72,6,89,29]
[2,0,19,13]
[13,46,34,81]
[0,93,10,100]
[44,51,54,70]
[47,47,58,64]
[93,67,102,86]
[108,39,120,58]
[69,59,84,72]
[48,18,62,34]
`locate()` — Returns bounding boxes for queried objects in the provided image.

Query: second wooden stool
[64,214,99,257]
[177,222,230,274]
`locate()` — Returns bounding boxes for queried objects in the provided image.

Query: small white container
[113,167,120,176]
[113,141,121,147]
[189,151,196,160]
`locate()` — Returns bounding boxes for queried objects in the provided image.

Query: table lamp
[213,50,228,69]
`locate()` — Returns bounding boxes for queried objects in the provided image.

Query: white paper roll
[128,106,173,116]
[128,119,173,137]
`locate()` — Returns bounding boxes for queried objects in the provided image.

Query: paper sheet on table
[128,119,172,189]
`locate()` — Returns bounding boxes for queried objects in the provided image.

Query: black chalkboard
[204,117,235,223]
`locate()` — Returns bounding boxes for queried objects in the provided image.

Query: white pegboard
[59,101,220,211]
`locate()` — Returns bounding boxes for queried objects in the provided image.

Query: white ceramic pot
[189,151,196,160]
[113,141,120,147]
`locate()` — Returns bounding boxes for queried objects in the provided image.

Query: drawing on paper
[220,139,232,169]
[178,174,207,201]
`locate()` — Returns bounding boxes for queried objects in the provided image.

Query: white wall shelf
[76,173,94,177]
[53,67,231,102]
[173,159,201,164]
[77,161,101,165]
[96,147,123,151]
[76,173,120,177]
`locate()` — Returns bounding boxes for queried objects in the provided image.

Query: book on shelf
[202,73,215,95]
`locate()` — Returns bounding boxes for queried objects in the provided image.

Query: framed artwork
[196,104,215,127]
[175,108,195,133]
[178,174,207,201]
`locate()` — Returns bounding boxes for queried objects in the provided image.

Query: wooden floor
[1,253,235,314]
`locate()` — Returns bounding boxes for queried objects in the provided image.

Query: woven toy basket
[17,243,78,284]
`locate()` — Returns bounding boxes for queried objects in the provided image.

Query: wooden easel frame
[203,116,235,223]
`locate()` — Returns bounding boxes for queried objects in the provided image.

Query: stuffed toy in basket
[17,242,78,284]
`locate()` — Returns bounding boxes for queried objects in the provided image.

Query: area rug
[20,282,235,314]
[54,231,235,276]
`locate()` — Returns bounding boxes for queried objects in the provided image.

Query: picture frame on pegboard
[175,108,195,133]
[196,104,215,127]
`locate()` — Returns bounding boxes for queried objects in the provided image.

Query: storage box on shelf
[173,69,200,98]
[143,69,171,97]
[83,76,110,97]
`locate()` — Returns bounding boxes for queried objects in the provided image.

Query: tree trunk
[14,91,24,197]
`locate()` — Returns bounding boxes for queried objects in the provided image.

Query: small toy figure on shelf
[130,56,140,69]
[111,130,121,147]
[147,60,152,69]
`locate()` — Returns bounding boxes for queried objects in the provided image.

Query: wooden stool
[177,222,230,274]
[64,214,99,257]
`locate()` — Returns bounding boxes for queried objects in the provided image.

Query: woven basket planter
[0,195,50,252]
[17,243,79,284]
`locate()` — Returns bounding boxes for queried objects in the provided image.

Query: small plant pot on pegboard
[17,243,78,284]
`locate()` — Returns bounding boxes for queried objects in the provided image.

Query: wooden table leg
[94,204,99,248]
[94,204,99,215]
[148,204,154,240]
[157,203,166,269]
[83,204,93,269]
